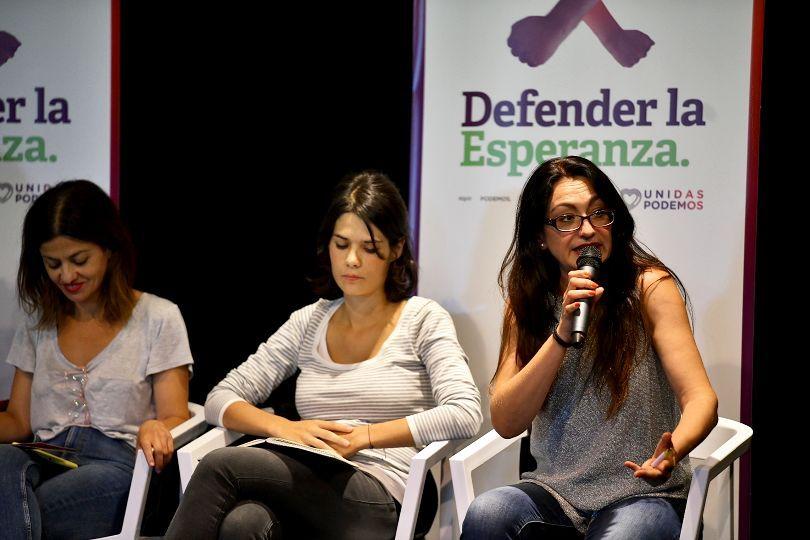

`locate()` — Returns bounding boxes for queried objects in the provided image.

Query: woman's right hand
[556,269,604,339]
[272,418,354,451]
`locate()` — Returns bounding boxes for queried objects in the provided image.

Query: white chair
[680,417,753,540]
[177,424,458,540]
[449,417,752,540]
[95,402,207,540]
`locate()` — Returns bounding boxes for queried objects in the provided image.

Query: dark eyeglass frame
[543,209,616,232]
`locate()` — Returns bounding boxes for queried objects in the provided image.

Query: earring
[540,242,546,249]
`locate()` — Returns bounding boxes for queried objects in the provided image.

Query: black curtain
[119,1,413,403]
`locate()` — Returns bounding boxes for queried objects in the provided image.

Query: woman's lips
[342,275,362,282]
[63,282,84,294]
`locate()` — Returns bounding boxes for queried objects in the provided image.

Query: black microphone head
[576,245,602,270]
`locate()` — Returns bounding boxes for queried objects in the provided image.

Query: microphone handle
[570,263,599,348]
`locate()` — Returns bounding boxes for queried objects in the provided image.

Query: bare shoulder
[638,267,682,302]
[637,267,689,331]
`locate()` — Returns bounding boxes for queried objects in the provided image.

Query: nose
[345,246,361,268]
[578,218,596,238]
[59,263,78,284]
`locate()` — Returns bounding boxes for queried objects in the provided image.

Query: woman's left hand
[326,425,371,459]
[624,432,677,486]
[137,419,174,473]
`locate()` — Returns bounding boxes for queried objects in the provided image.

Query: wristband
[552,329,574,348]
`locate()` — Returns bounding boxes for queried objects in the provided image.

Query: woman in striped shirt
[166,171,482,539]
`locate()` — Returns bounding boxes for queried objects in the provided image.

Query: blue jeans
[0,426,135,540]
[461,482,686,540]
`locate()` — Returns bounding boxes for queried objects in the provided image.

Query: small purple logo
[621,188,642,209]
[0,183,13,204]
[508,0,654,68]
[622,187,704,211]
[0,31,21,68]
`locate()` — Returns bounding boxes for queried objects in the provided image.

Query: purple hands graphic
[508,0,654,68]
[0,31,22,68]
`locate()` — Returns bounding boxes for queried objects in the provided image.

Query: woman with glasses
[164,171,482,539]
[462,156,718,539]
[0,180,193,539]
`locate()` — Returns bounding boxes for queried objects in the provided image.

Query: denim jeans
[164,444,400,540]
[0,426,135,540]
[461,482,686,540]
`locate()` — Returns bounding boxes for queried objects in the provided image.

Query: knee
[219,501,279,540]
[195,447,245,480]
[590,497,682,540]
[0,445,33,481]
[462,487,524,538]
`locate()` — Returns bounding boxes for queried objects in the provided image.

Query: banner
[0,0,117,398]
[413,1,761,538]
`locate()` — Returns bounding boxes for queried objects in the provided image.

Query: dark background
[119,2,784,536]
[119,1,414,401]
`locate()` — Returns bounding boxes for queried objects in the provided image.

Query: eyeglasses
[544,209,615,232]
[64,369,91,425]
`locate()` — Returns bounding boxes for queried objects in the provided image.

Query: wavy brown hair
[496,156,688,417]
[310,171,417,302]
[17,180,137,329]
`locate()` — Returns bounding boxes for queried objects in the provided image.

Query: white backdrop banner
[0,0,116,398]
[412,1,760,537]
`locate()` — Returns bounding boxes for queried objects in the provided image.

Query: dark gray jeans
[165,444,399,540]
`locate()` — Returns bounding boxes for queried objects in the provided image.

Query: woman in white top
[166,171,482,539]
[0,180,193,539]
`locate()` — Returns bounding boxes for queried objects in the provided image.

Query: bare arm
[0,369,33,443]
[490,270,603,438]
[624,270,718,481]
[153,366,191,429]
[489,330,567,438]
[644,270,718,458]
[138,366,191,472]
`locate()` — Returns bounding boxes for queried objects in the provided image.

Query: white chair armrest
[177,426,245,492]
[395,440,456,540]
[94,402,206,540]
[169,402,207,449]
[680,417,753,540]
[693,417,753,480]
[449,429,527,528]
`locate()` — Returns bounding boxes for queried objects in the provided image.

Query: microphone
[570,245,602,348]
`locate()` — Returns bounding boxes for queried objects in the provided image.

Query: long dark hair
[497,156,688,417]
[17,180,137,328]
[310,171,417,302]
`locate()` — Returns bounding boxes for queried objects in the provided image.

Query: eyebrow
[549,197,605,214]
[333,234,381,244]
[42,250,90,260]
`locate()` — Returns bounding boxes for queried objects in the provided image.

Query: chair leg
[728,462,736,540]
[438,460,454,540]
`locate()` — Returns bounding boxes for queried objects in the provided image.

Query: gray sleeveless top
[521,316,690,532]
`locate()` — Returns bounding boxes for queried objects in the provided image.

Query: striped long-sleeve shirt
[205,296,483,501]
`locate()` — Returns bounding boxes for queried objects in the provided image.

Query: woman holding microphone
[462,156,718,539]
